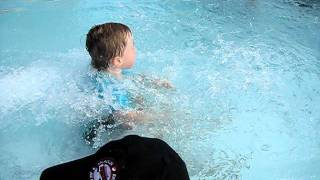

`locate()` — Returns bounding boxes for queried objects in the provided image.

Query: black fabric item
[40,135,190,180]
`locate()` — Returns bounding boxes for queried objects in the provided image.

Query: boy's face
[121,33,136,69]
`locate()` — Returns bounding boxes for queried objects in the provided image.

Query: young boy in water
[84,22,171,144]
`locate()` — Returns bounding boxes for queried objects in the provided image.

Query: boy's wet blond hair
[86,22,131,71]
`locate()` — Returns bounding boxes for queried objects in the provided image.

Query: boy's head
[86,22,136,71]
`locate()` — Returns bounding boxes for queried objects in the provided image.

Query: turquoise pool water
[1,0,320,179]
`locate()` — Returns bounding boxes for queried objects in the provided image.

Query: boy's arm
[113,109,152,124]
[135,74,174,89]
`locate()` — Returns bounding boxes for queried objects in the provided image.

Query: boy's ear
[111,56,123,67]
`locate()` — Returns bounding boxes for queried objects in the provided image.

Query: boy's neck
[107,67,122,79]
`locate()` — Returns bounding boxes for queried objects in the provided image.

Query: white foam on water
[1,0,320,179]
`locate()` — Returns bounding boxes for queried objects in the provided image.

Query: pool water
[1,0,320,179]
